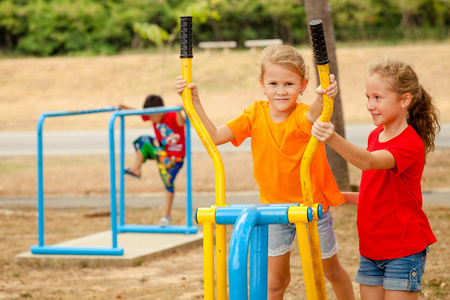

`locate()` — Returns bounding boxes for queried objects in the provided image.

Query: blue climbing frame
[31,106,123,255]
[109,106,197,234]
[30,105,196,256]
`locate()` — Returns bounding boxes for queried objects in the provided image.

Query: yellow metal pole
[180,16,227,300]
[180,57,226,207]
[203,222,215,300]
[297,223,318,300]
[215,224,227,299]
[299,19,334,299]
[289,206,317,299]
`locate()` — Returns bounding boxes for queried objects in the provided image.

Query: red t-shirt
[143,111,185,158]
[358,125,436,260]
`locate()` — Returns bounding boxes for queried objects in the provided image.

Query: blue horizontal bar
[118,225,198,234]
[114,105,182,117]
[30,245,124,256]
[41,106,116,118]
[214,204,311,225]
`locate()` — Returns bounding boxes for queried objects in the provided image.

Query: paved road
[0,190,448,208]
[1,123,449,156]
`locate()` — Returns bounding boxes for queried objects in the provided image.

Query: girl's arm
[312,120,396,170]
[176,76,235,145]
[307,74,338,123]
[342,192,359,206]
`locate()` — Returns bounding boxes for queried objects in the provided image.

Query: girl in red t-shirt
[312,56,440,300]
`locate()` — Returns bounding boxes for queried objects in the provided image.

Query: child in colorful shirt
[119,95,185,227]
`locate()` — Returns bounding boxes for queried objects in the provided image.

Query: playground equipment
[109,106,197,234]
[31,105,196,256]
[180,16,228,298]
[196,203,323,299]
[299,19,334,299]
[31,106,123,255]
[180,16,334,299]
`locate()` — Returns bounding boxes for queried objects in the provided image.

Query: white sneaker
[159,216,171,227]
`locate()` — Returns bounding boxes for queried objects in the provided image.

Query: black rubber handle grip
[309,19,329,65]
[180,16,193,58]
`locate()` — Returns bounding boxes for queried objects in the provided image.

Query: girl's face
[365,73,406,127]
[260,62,307,122]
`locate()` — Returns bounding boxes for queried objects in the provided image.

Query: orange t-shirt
[225,101,344,211]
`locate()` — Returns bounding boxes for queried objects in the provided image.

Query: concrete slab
[15,230,203,268]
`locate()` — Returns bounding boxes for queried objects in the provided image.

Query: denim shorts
[268,210,338,259]
[354,247,429,292]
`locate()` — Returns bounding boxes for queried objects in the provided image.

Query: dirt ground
[1,204,448,299]
[0,43,449,299]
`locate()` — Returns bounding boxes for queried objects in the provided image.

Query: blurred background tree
[132,1,219,94]
[1,0,448,56]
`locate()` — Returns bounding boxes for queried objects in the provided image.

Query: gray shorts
[268,210,338,259]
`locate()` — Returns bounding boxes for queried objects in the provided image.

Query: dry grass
[1,43,450,133]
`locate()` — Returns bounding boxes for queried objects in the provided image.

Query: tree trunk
[304,0,351,191]
[209,18,223,41]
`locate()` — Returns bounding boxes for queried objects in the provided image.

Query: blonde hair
[368,56,440,159]
[259,44,308,81]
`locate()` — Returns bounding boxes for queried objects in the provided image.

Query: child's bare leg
[268,252,291,300]
[162,190,174,218]
[322,254,355,300]
[361,286,419,300]
[384,290,418,300]
[360,285,384,300]
[159,190,174,226]
[127,150,145,176]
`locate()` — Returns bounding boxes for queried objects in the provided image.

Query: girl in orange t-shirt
[176,45,354,300]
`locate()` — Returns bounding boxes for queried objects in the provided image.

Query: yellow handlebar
[181,58,226,207]
[180,16,227,300]
[299,19,334,300]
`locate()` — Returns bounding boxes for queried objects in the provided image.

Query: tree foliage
[0,0,449,56]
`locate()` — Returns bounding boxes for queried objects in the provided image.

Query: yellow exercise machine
[180,16,334,299]
[180,16,228,300]
[300,19,334,300]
